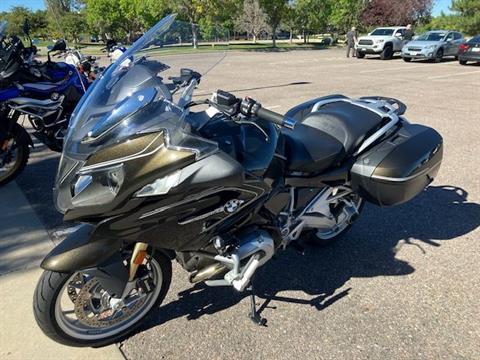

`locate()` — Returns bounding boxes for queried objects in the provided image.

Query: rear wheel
[0,126,30,186]
[307,192,364,247]
[380,45,393,60]
[459,60,467,65]
[33,251,172,347]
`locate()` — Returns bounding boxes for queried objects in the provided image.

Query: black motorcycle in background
[33,15,443,347]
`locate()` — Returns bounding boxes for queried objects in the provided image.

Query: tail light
[459,43,470,53]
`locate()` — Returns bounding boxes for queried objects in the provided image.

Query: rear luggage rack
[311,96,406,156]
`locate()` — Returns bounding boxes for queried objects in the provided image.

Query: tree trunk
[289,29,293,44]
[303,29,306,44]
[253,33,257,44]
[272,24,277,48]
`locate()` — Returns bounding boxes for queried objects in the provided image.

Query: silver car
[401,30,464,63]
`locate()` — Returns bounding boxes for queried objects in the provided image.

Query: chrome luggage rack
[311,96,407,156]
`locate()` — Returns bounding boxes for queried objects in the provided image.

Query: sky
[1,0,453,16]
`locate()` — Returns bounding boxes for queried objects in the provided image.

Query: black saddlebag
[351,123,443,206]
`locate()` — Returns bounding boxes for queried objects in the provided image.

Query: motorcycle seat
[8,96,62,107]
[301,102,385,155]
[281,123,345,174]
[282,102,385,174]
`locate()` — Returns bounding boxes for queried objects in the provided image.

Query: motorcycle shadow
[142,185,480,331]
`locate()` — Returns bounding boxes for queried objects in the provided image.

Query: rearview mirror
[395,33,402,38]
[22,19,30,36]
[50,39,67,52]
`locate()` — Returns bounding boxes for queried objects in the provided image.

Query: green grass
[32,40,331,58]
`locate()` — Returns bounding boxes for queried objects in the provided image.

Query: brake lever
[232,117,270,142]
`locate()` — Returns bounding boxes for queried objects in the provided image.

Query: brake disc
[73,277,146,328]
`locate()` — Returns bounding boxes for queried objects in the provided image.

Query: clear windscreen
[0,21,6,37]
[63,14,226,161]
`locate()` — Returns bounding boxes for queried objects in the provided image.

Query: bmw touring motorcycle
[0,21,88,185]
[33,16,443,347]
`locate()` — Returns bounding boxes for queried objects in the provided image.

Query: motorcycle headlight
[71,164,125,207]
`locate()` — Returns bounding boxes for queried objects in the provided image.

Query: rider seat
[282,102,385,174]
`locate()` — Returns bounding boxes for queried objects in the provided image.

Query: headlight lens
[135,170,182,197]
[71,164,125,207]
[425,45,436,50]
[377,39,385,43]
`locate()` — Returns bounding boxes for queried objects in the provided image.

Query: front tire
[33,251,172,347]
[434,49,444,63]
[459,60,467,65]
[356,51,365,59]
[380,45,393,60]
[403,57,412,62]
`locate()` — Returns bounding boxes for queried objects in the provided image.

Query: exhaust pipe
[189,263,227,284]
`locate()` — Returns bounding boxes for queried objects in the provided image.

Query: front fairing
[55,15,221,215]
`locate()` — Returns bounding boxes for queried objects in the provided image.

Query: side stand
[247,282,267,326]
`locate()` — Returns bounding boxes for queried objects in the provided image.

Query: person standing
[404,24,415,42]
[346,27,358,58]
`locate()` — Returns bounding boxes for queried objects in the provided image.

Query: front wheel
[403,57,412,62]
[459,60,467,65]
[434,49,444,63]
[0,126,30,186]
[33,251,172,347]
[380,46,393,60]
[307,193,364,247]
[356,51,365,59]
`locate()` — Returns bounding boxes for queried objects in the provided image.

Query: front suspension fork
[128,242,148,281]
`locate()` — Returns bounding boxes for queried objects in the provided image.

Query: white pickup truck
[356,27,407,60]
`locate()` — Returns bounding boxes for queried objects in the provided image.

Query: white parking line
[265,105,281,110]
[428,70,480,80]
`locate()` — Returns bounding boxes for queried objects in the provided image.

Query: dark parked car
[458,35,480,65]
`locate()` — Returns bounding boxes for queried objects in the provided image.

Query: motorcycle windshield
[56,14,226,212]
[0,21,6,37]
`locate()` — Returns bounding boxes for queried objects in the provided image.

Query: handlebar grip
[255,106,296,130]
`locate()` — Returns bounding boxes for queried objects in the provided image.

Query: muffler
[189,263,227,284]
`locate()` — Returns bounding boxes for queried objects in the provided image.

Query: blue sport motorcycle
[0,20,89,185]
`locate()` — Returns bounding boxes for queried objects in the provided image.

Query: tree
[362,0,434,27]
[3,6,30,36]
[295,0,331,44]
[174,0,214,48]
[235,0,269,43]
[30,10,49,39]
[260,0,288,47]
[330,0,366,33]
[450,0,480,34]
[60,12,86,42]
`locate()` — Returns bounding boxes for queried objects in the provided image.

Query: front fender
[41,224,122,272]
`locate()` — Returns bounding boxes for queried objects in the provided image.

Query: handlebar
[210,90,296,129]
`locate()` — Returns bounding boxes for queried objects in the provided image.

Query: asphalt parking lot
[16,48,480,359]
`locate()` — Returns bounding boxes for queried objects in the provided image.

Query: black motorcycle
[33,15,443,347]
